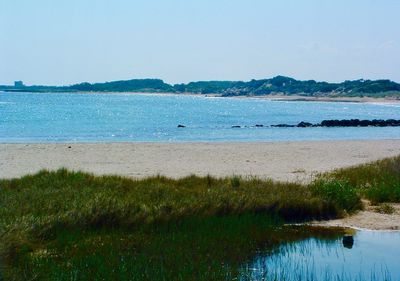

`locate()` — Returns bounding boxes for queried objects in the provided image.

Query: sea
[1,91,399,143]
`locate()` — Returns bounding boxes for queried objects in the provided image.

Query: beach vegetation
[310,179,362,212]
[374,203,396,214]
[1,155,399,280]
[321,156,400,204]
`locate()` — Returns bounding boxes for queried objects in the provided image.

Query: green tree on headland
[1,76,399,97]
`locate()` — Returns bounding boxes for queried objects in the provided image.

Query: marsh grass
[4,215,346,281]
[310,179,362,212]
[1,155,399,280]
[320,156,400,203]
[0,169,342,242]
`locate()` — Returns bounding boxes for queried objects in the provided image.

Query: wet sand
[313,201,400,231]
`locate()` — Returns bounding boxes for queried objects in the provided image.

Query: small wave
[370,103,400,108]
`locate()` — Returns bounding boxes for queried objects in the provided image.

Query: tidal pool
[5,216,399,281]
[241,229,400,281]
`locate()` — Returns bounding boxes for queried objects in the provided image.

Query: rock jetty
[270,119,400,128]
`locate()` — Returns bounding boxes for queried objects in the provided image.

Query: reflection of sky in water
[1,92,400,142]
[242,231,400,281]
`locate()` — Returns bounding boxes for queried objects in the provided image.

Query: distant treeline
[1,76,400,97]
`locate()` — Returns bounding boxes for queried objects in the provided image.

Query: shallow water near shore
[1,92,400,142]
[242,229,400,281]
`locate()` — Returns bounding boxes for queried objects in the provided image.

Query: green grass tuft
[322,156,400,204]
[310,179,362,212]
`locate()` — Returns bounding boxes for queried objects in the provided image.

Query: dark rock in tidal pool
[342,235,354,249]
[177,124,186,128]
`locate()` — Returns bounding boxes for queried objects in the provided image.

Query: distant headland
[1,76,400,98]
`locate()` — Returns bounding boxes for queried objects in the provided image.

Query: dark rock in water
[271,124,295,128]
[359,119,371,127]
[270,119,400,128]
[255,124,264,127]
[320,119,341,127]
[231,125,241,128]
[387,119,400,126]
[342,235,354,249]
[177,124,186,128]
[297,121,313,128]
[319,119,400,127]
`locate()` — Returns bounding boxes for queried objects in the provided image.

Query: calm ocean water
[1,92,399,143]
[245,230,400,281]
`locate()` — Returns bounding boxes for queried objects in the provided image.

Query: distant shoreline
[2,76,400,100]
[2,90,400,104]
[252,94,400,104]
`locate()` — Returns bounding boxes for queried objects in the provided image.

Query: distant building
[14,81,25,88]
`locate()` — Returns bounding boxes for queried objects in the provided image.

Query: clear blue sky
[1,0,399,85]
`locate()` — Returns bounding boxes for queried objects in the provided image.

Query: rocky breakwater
[272,119,400,128]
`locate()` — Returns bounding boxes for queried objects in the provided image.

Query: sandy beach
[1,140,399,181]
[312,201,400,231]
[251,94,400,103]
